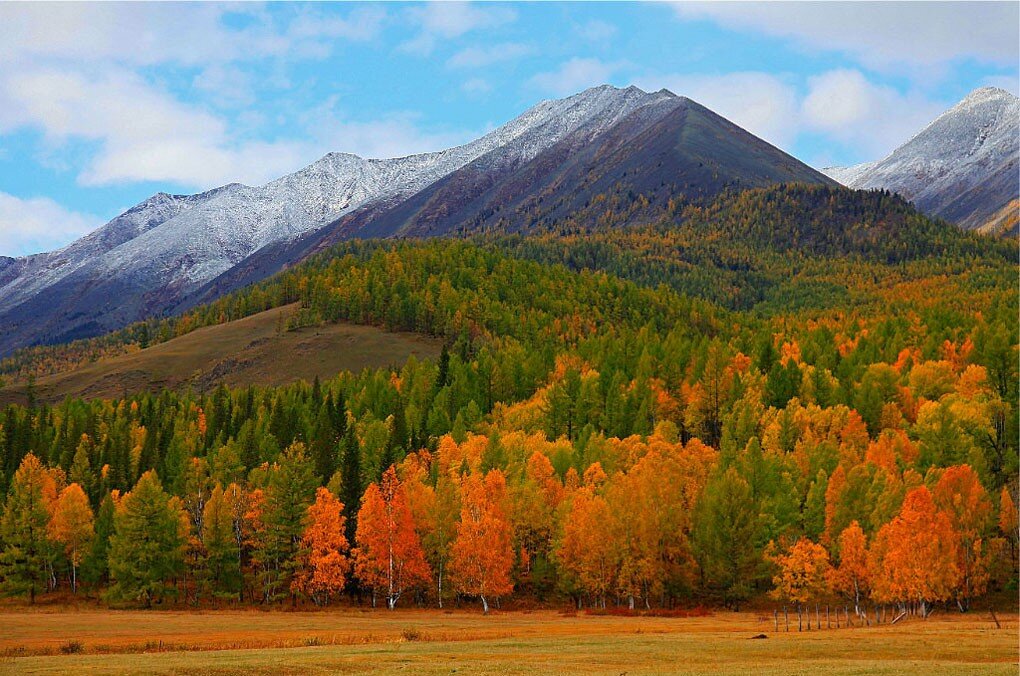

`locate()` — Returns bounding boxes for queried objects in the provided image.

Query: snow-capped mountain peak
[823,87,1019,232]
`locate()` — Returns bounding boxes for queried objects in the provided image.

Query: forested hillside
[0,188,1016,614]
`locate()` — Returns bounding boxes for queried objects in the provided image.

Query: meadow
[0,607,1014,675]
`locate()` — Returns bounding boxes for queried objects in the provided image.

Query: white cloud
[635,72,800,148]
[448,43,534,69]
[192,65,256,108]
[0,4,384,67]
[673,2,1019,72]
[981,75,1020,96]
[801,69,946,157]
[401,2,516,55]
[0,191,102,257]
[302,98,477,159]
[530,58,622,96]
[636,68,951,160]
[0,67,312,188]
[576,19,617,42]
[462,78,494,95]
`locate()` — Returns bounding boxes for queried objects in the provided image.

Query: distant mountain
[825,87,1019,234]
[322,92,834,241]
[0,85,834,357]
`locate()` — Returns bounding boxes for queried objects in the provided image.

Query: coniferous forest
[0,187,1016,618]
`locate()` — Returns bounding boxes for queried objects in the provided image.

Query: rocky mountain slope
[825,87,1019,234]
[0,85,834,357]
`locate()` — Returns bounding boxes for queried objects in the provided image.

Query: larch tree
[450,470,514,613]
[827,521,869,617]
[0,454,59,603]
[107,470,185,606]
[932,465,993,611]
[292,487,350,604]
[48,483,94,594]
[354,467,431,608]
[258,443,318,603]
[868,486,959,617]
[691,467,764,610]
[202,483,242,600]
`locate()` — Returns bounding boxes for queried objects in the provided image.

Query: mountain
[824,87,1020,234]
[0,85,834,357]
[321,93,835,241]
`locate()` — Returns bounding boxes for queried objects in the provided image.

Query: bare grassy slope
[0,304,441,405]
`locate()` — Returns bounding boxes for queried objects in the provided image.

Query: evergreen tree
[107,471,185,606]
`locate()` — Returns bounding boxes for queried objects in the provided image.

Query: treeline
[0,237,1017,610]
[2,429,1016,612]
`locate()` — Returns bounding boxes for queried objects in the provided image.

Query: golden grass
[0,607,1014,675]
[0,304,442,405]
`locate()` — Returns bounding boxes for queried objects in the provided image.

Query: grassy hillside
[0,304,441,406]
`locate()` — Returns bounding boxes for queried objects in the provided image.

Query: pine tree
[340,431,363,548]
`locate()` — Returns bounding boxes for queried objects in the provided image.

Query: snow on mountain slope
[823,87,1019,230]
[0,85,667,354]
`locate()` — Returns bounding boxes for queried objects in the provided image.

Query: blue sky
[1,1,1017,257]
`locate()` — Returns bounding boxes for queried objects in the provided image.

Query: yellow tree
[354,467,431,609]
[450,470,513,613]
[556,487,617,608]
[827,521,869,616]
[769,537,831,629]
[48,483,94,594]
[932,465,992,611]
[291,487,350,605]
[869,486,959,617]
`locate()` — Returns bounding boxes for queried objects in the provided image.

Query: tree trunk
[481,595,489,614]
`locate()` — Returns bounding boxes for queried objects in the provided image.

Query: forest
[0,187,1017,618]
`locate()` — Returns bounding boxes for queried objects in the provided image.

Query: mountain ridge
[825,86,1019,234]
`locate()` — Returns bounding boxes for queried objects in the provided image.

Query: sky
[0,1,1017,257]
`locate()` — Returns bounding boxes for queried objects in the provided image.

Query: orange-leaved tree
[291,487,350,605]
[768,537,830,629]
[868,486,959,617]
[556,486,617,608]
[48,483,95,594]
[355,467,431,609]
[827,520,869,617]
[932,465,992,611]
[450,470,513,613]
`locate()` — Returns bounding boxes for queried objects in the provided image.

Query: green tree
[692,467,765,609]
[0,454,56,603]
[107,470,185,606]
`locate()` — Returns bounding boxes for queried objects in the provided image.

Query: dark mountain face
[322,96,835,243]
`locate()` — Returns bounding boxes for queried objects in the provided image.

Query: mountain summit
[0,85,832,356]
[825,87,1019,234]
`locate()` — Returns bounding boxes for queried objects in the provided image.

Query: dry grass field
[0,607,1014,675]
[0,304,442,406]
